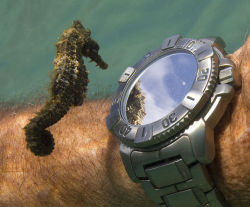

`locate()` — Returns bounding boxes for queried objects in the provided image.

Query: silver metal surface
[181,89,204,110]
[106,35,235,207]
[118,67,135,83]
[203,84,234,128]
[161,35,182,50]
[184,118,215,164]
[130,135,196,178]
[119,144,139,182]
[214,46,241,88]
[107,35,221,148]
[176,163,214,192]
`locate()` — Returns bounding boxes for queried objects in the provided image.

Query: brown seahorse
[23,20,108,156]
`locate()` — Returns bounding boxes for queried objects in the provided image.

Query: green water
[0,0,249,106]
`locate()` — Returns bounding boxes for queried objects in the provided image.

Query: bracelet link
[145,158,192,188]
[129,134,230,207]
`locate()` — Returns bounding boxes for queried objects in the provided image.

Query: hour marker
[187,96,195,101]
[119,67,135,83]
[161,35,181,50]
[167,39,171,46]
[196,45,213,61]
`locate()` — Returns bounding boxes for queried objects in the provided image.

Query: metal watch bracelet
[118,37,235,207]
[120,133,230,207]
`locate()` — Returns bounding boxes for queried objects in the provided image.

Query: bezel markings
[107,36,218,148]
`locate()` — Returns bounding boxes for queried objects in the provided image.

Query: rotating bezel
[106,35,219,148]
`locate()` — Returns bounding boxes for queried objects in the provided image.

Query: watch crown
[218,58,241,88]
[219,66,234,83]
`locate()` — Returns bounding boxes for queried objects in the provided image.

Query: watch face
[124,51,197,125]
[106,35,218,147]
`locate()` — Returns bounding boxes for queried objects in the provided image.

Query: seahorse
[23,20,108,156]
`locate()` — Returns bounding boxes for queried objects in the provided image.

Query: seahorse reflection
[126,80,146,125]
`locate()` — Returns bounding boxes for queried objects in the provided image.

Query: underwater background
[0,0,249,106]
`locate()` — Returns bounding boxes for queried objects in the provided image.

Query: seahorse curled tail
[24,20,108,156]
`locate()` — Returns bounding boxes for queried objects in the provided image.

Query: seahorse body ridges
[24,20,108,156]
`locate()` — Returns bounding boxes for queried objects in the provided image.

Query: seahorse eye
[24,20,108,156]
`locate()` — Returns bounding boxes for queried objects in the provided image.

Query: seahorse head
[71,21,108,69]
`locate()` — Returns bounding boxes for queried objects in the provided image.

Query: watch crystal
[125,52,197,125]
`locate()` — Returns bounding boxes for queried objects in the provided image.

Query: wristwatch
[106,35,238,207]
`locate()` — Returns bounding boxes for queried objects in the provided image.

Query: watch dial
[125,52,197,125]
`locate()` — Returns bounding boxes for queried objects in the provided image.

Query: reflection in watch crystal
[125,52,197,125]
[126,80,146,125]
